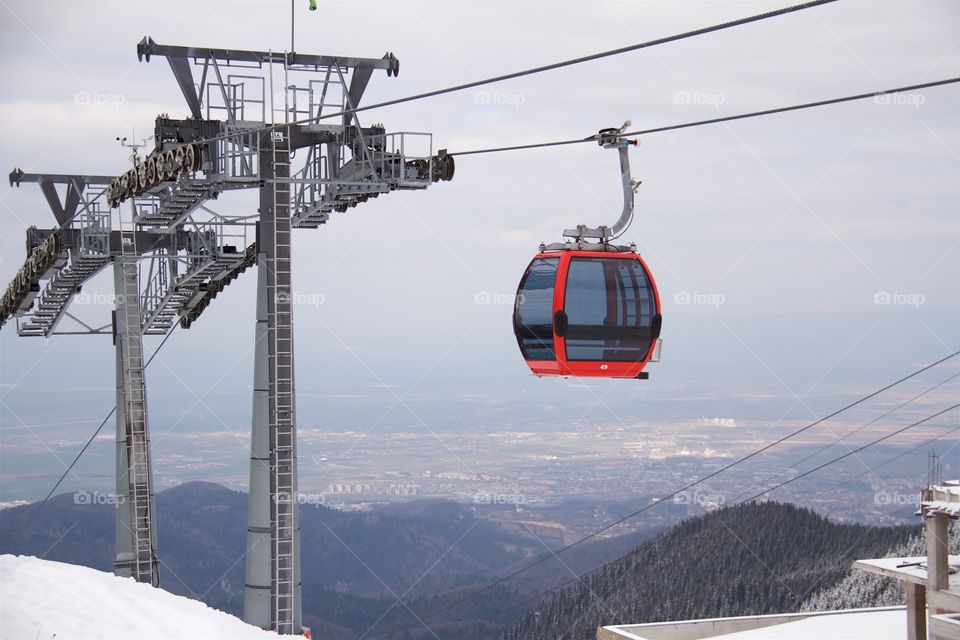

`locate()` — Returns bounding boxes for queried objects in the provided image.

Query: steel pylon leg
[244,256,272,628]
[244,129,301,634]
[112,241,159,585]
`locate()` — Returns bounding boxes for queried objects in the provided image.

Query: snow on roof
[0,555,280,639]
[703,608,905,640]
[924,500,960,517]
[923,482,960,517]
[600,607,906,640]
[855,554,960,587]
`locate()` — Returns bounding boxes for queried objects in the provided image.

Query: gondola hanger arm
[549,122,640,250]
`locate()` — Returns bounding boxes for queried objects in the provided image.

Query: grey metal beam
[36,178,93,227]
[137,36,399,76]
[63,180,83,220]
[28,229,179,255]
[38,181,68,226]
[344,65,374,129]
[166,55,203,119]
[10,168,113,187]
[288,125,340,151]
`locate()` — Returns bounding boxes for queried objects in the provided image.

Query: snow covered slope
[1,555,279,639]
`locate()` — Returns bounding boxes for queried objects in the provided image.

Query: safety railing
[367,131,434,188]
[78,202,111,256]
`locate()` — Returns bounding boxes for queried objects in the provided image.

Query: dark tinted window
[514,257,559,360]
[564,257,655,362]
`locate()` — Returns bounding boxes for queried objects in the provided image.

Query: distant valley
[0,483,925,639]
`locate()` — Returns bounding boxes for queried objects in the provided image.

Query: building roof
[699,608,905,639]
[599,607,905,640]
[854,554,960,587]
[923,482,960,517]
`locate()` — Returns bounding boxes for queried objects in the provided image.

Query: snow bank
[1,555,279,639]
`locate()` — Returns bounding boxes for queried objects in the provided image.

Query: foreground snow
[1,555,279,639]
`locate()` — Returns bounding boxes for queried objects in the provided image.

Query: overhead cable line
[827,426,960,492]
[419,350,960,620]
[449,76,960,157]
[56,12,960,237]
[482,403,959,625]
[732,403,959,507]
[186,0,840,148]
[727,370,960,503]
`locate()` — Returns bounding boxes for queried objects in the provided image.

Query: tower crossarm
[136,37,399,75]
[9,169,114,187]
[137,36,399,121]
[9,169,112,226]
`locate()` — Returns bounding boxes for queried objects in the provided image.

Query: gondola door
[556,253,660,378]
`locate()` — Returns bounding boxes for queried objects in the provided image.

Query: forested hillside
[501,502,917,640]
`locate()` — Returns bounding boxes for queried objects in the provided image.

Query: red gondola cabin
[513,249,661,379]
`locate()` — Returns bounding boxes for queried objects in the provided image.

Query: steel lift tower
[2,36,452,636]
[3,169,258,585]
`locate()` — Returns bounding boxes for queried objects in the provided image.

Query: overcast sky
[1,0,958,497]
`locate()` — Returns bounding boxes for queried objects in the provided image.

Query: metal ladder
[267,126,297,633]
[117,216,158,585]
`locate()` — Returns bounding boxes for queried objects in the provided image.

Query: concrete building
[855,481,960,640]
